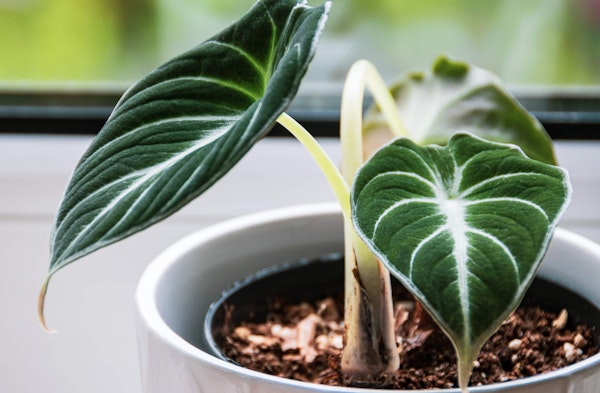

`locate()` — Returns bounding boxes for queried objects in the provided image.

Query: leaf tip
[456,348,479,393]
[38,275,58,334]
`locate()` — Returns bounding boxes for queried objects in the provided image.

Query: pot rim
[136,202,600,392]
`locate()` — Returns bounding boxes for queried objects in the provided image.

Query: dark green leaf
[352,132,570,383]
[49,0,330,274]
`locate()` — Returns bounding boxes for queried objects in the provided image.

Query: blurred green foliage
[327,0,600,85]
[0,0,599,85]
[0,0,157,81]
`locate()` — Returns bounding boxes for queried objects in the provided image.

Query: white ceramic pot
[135,203,600,393]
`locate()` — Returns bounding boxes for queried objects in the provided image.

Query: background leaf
[352,132,571,384]
[48,0,330,275]
[363,56,557,165]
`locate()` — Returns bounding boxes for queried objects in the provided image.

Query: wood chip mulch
[216,290,599,389]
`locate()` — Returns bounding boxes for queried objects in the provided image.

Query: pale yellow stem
[340,60,402,376]
[340,60,409,185]
[276,113,350,218]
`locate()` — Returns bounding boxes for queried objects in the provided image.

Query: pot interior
[205,254,600,363]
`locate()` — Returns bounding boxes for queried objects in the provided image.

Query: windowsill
[1,87,599,138]
[2,132,600,393]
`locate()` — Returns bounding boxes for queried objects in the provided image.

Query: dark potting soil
[215,282,599,389]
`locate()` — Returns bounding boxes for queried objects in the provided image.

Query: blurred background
[1,0,599,88]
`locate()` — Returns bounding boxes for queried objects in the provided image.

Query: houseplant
[38,0,595,391]
[136,204,600,392]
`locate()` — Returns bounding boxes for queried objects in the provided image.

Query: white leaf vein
[463,197,548,219]
[111,75,260,121]
[458,172,544,199]
[57,120,235,261]
[466,227,519,278]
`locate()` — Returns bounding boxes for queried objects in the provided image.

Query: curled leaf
[41,0,330,326]
[364,56,557,165]
[47,0,330,276]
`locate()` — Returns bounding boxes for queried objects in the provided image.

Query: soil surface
[215,283,599,389]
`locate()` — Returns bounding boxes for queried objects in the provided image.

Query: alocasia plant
[39,0,571,391]
[352,133,570,389]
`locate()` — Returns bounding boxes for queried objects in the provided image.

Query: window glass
[1,0,599,89]
[0,0,159,82]
[318,0,600,87]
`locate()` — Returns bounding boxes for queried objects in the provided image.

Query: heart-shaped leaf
[48,0,330,275]
[352,132,571,386]
[363,56,557,165]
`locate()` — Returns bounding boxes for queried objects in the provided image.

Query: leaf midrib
[372,162,534,342]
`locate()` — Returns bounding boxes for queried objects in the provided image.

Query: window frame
[1,89,599,140]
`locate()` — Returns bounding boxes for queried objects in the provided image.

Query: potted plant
[135,203,600,393]
[38,0,600,391]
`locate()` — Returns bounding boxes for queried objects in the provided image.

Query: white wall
[1,134,599,393]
